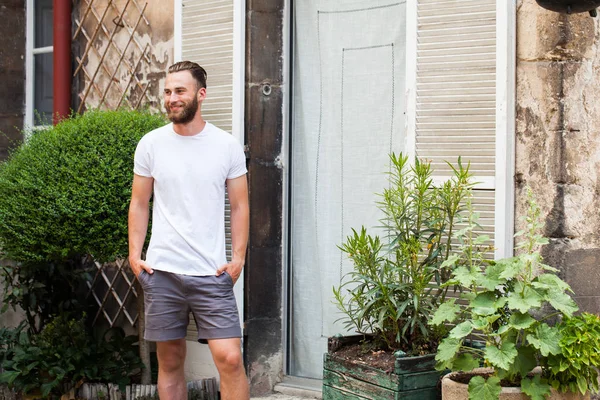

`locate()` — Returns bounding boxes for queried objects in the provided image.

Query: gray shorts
[137,269,241,343]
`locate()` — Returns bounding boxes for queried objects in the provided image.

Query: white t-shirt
[133,122,247,276]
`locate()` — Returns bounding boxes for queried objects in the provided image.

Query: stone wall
[0,0,25,161]
[516,0,600,313]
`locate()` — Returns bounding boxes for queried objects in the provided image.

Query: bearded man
[128,61,249,400]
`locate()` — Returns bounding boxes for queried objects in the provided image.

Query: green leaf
[472,292,500,316]
[485,342,518,370]
[496,257,521,280]
[521,375,551,400]
[449,321,474,339]
[454,353,480,372]
[535,274,570,292]
[527,324,562,356]
[441,254,460,269]
[509,312,536,329]
[436,337,461,369]
[507,284,543,313]
[546,290,578,317]
[453,266,480,288]
[477,263,506,291]
[430,299,461,326]
[468,376,502,400]
[513,345,537,377]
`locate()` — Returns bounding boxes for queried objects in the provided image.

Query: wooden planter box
[322,336,443,400]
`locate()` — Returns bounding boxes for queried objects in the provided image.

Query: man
[128,61,249,400]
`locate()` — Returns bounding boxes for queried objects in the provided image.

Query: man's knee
[157,340,186,373]
[209,340,244,374]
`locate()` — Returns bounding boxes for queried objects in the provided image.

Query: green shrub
[0,109,166,264]
[0,314,143,397]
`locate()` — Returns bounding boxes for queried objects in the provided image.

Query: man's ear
[197,87,207,101]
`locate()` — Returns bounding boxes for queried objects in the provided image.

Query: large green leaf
[478,263,506,291]
[430,299,461,326]
[509,312,536,329]
[521,375,551,400]
[496,257,521,280]
[453,266,480,287]
[485,342,518,370]
[546,290,578,317]
[472,292,501,316]
[436,337,461,370]
[527,324,561,356]
[513,345,537,377]
[449,321,474,339]
[468,376,502,400]
[454,353,480,372]
[535,273,570,292]
[506,284,543,313]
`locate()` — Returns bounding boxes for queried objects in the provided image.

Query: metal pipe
[53,0,72,124]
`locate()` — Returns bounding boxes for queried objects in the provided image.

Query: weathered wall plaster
[516,0,600,312]
[74,1,173,112]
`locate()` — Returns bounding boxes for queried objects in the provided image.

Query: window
[26,0,53,127]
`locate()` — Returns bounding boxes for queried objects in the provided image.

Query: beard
[166,94,199,124]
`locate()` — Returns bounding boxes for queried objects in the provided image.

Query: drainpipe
[53,0,71,124]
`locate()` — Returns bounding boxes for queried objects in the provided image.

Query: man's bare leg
[208,338,249,400]
[156,338,187,400]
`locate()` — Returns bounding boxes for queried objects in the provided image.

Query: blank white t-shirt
[133,122,247,276]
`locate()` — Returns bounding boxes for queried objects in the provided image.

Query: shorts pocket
[222,272,234,286]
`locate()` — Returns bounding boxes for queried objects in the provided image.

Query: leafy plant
[333,153,474,352]
[0,109,166,264]
[0,314,143,397]
[544,312,600,395]
[431,188,584,399]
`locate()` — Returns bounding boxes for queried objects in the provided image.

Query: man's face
[163,71,206,124]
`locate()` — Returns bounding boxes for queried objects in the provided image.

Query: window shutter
[181,0,235,341]
[406,0,512,254]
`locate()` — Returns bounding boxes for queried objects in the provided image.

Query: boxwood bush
[0,109,165,264]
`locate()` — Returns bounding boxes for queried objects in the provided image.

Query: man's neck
[172,116,206,136]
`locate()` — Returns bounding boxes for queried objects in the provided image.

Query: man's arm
[217,174,249,284]
[128,174,154,277]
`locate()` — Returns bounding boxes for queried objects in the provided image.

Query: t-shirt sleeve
[227,139,247,179]
[133,137,153,177]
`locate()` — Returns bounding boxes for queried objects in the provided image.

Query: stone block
[564,248,600,297]
[245,246,282,320]
[246,84,283,159]
[0,71,25,114]
[248,160,283,248]
[246,10,284,84]
[246,0,284,14]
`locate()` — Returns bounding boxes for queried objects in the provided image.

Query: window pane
[35,0,53,48]
[34,52,53,125]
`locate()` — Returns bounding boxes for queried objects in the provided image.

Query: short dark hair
[168,61,207,89]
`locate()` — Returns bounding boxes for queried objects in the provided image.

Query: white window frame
[25,0,54,130]
[404,0,516,259]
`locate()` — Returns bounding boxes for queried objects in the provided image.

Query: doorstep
[252,376,322,399]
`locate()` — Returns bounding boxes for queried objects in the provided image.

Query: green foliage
[431,188,591,399]
[1,260,88,334]
[544,312,600,395]
[0,109,166,264]
[0,314,143,397]
[333,153,474,351]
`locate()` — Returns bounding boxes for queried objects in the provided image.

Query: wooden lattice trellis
[73,0,153,112]
[85,257,139,328]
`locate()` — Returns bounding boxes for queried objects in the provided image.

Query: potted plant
[431,189,600,400]
[323,153,476,399]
